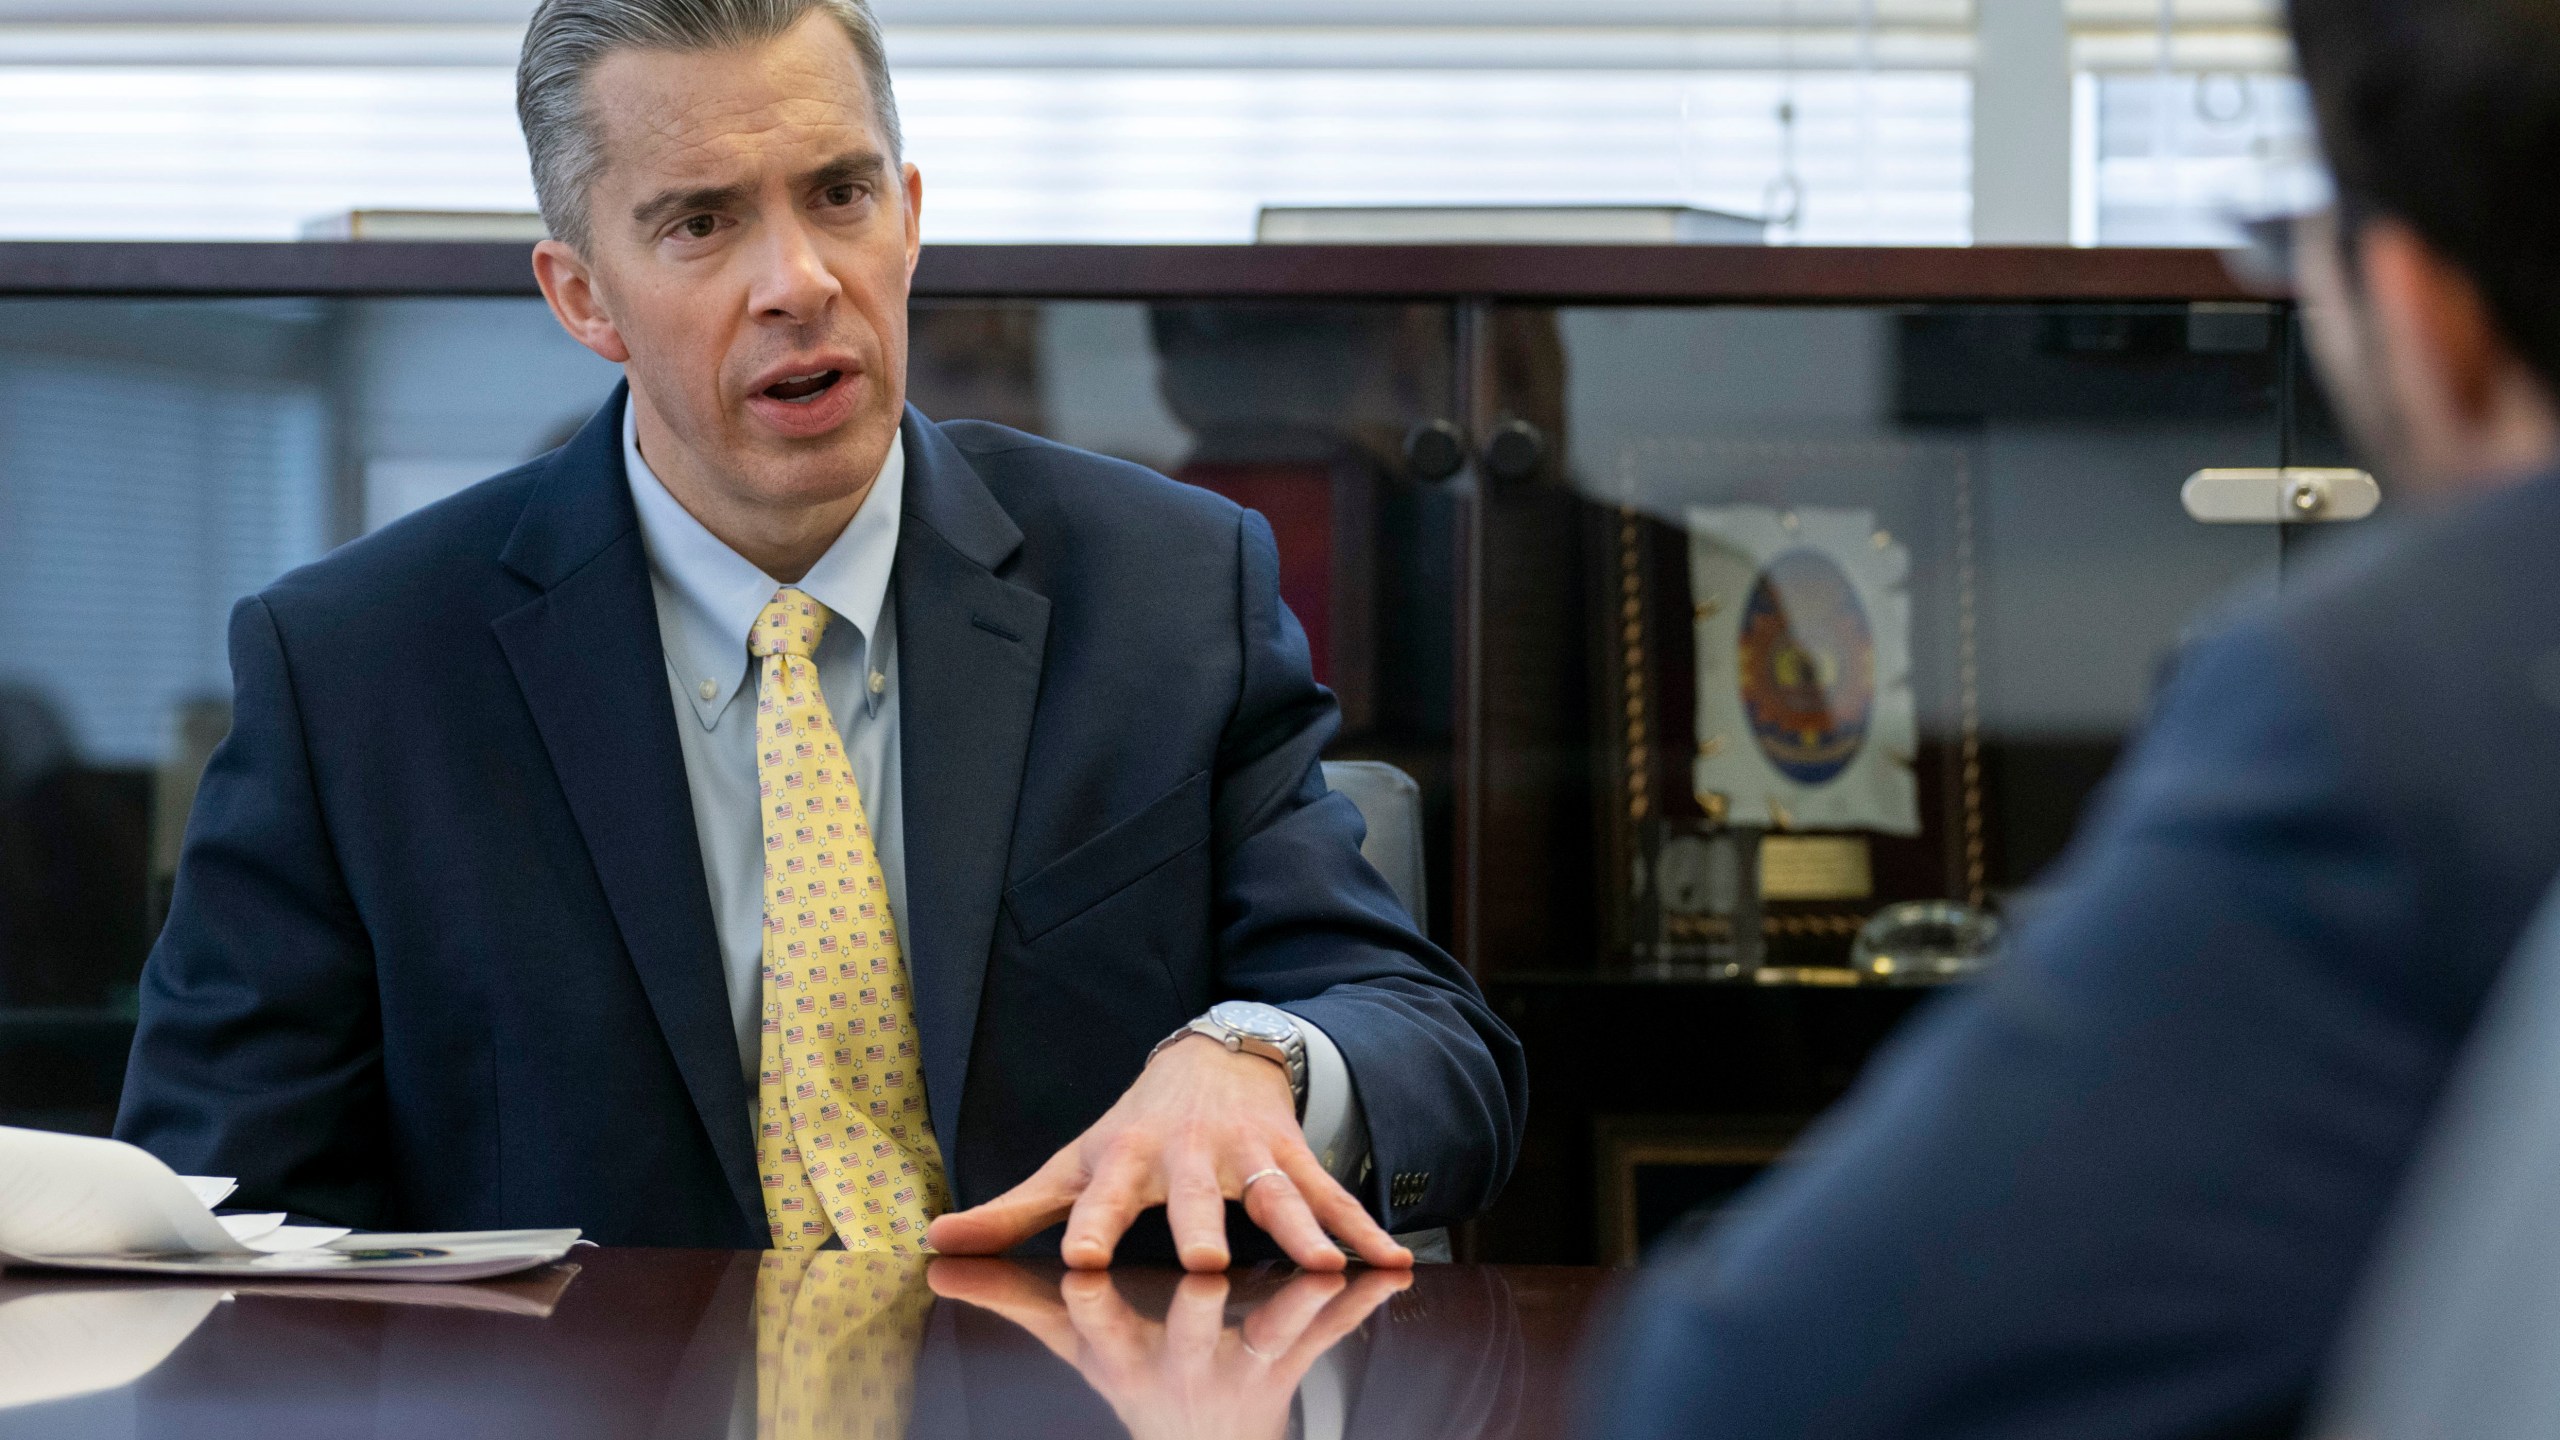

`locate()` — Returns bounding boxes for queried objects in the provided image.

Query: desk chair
[1321,760,1427,923]
[1319,759,1452,1263]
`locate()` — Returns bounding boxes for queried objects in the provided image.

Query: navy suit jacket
[1587,464,2560,1439]
[115,388,1524,1251]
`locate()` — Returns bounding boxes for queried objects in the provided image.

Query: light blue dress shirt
[620,400,1367,1181]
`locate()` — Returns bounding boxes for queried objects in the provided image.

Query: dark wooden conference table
[0,1249,1619,1438]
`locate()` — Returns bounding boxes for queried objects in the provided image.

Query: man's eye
[825,185,858,207]
[681,215,718,239]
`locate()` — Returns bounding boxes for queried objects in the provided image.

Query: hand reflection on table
[929,1260,1410,1440]
[5,1251,1531,1440]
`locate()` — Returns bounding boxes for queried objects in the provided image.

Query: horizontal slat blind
[0,352,328,764]
[2062,0,2316,246]
[0,49,1971,243]
[2066,0,2286,70]
[903,68,1969,243]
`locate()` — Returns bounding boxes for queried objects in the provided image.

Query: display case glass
[0,245,2342,1264]
[0,273,1468,1136]
[1464,301,2290,984]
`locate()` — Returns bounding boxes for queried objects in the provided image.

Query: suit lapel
[893,411,1050,1180]
[490,385,761,1231]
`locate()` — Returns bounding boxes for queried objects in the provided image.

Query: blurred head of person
[2289,0,2560,499]
[517,0,918,579]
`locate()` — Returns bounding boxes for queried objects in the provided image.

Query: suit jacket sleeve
[1585,619,2462,1440]
[113,594,392,1228]
[1209,508,1527,1231]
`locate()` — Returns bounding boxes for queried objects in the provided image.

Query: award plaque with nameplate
[1592,439,1989,981]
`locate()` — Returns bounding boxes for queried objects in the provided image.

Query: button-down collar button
[698,679,719,701]
[868,670,887,696]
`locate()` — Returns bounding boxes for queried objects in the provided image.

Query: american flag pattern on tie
[755,1250,933,1440]
[750,588,949,1251]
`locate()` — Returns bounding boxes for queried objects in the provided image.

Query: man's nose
[747,216,844,323]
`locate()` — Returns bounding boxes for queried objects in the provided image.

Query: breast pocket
[1005,770,1211,945]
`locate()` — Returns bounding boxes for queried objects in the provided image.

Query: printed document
[0,1127,579,1281]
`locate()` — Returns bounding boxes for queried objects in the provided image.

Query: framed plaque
[1589,438,1985,976]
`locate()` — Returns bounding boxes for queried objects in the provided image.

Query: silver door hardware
[2181,467,2381,524]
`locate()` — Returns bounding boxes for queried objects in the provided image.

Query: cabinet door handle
[1480,419,1548,485]
[2180,467,2381,524]
[1403,419,1467,482]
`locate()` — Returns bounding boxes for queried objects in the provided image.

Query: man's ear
[2359,217,2513,429]
[532,238,633,365]
[901,161,924,282]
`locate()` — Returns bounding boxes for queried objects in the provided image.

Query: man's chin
[732,411,903,500]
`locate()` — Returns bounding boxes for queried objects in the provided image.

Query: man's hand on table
[925,1034,1414,1272]
[930,1259,1410,1440]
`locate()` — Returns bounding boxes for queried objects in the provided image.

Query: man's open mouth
[762,370,843,404]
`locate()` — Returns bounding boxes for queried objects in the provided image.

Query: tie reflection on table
[757,1252,936,1440]
[87,1250,1538,1440]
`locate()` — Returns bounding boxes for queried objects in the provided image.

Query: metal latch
[2181,467,2381,524]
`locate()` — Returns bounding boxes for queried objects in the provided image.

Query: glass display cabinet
[0,241,2346,1262]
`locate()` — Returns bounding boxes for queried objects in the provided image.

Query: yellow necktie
[756,1250,934,1440]
[752,588,949,1251]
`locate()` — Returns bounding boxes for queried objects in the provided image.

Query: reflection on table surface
[0,1250,1614,1439]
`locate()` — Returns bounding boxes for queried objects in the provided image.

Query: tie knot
[751,589,830,659]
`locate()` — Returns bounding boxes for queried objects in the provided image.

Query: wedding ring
[1240,1166,1287,1197]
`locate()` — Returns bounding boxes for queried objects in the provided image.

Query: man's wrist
[1149,1002,1309,1117]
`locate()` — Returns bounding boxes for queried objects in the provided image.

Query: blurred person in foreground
[2311,890,2560,1438]
[1583,1,2560,1435]
[114,0,1522,1268]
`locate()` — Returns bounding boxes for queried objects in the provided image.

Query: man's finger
[1164,1152,1231,1272]
[926,1256,1066,1312]
[925,1150,1084,1256]
[1281,1149,1413,1268]
[928,1259,1082,1361]
[1272,1266,1411,1376]
[1239,1164,1348,1272]
[1165,1271,1232,1359]
[1238,1268,1349,1360]
[1059,1268,1157,1381]
[1061,1142,1157,1269]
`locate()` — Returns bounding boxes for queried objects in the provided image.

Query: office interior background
[0,0,2327,1266]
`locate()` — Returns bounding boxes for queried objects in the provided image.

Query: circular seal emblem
[1736,549,1877,786]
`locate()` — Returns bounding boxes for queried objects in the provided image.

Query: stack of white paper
[0,1127,580,1282]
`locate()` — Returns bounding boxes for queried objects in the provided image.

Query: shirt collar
[623,393,905,730]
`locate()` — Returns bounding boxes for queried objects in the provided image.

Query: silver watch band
[1149,1009,1309,1116]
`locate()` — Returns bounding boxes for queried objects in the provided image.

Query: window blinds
[0,6,2317,246]
[2062,0,2316,245]
[0,54,1972,244]
[0,351,329,765]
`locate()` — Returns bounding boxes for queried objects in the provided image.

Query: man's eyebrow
[800,151,889,192]
[626,152,889,232]
[631,180,750,232]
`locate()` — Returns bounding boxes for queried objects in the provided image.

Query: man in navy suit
[113,0,1522,1267]
[1586,1,2560,1435]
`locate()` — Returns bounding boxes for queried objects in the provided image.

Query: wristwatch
[1150,1000,1309,1117]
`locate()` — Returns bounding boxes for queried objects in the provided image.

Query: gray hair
[517,0,903,250]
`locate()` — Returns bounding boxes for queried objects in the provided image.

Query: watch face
[1208,1000,1297,1043]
